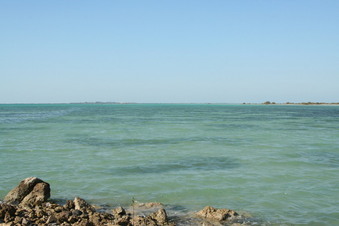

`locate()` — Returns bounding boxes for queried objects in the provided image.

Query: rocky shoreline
[1,177,253,226]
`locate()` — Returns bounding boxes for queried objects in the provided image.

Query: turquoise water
[1,104,339,225]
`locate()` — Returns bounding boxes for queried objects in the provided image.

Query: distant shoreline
[248,101,339,106]
[1,102,339,106]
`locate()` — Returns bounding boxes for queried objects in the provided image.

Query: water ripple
[107,156,240,175]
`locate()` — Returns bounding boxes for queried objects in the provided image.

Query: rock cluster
[1,197,172,226]
[0,177,173,225]
[1,177,245,225]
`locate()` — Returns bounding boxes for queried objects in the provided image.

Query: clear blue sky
[1,0,338,103]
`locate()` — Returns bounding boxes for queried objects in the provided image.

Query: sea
[0,104,338,225]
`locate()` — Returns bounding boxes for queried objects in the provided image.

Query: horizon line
[1,101,339,105]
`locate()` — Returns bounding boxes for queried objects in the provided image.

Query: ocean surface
[0,104,338,225]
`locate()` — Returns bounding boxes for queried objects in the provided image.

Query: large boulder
[3,177,50,206]
[196,206,239,221]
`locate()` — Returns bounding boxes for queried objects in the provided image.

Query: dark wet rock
[54,205,64,213]
[0,204,16,224]
[196,206,239,221]
[64,199,75,210]
[0,203,16,220]
[68,215,78,224]
[113,214,131,225]
[4,177,50,206]
[72,209,83,216]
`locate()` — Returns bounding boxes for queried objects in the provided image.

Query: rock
[4,177,50,206]
[74,197,95,213]
[196,206,239,221]
[20,182,50,206]
[54,206,63,213]
[13,216,22,224]
[1,223,15,226]
[73,218,91,226]
[3,212,13,223]
[72,209,83,216]
[56,210,71,223]
[68,215,78,224]
[89,212,102,225]
[113,214,130,225]
[135,202,163,209]
[46,214,57,224]
[131,208,172,226]
[0,204,16,220]
[112,206,126,217]
[131,215,148,226]
[22,217,33,225]
[34,205,47,218]
[148,208,168,224]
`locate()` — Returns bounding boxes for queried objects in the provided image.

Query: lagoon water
[1,104,339,225]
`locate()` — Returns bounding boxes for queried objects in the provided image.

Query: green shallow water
[1,104,339,225]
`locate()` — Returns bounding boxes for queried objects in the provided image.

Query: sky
[1,0,338,104]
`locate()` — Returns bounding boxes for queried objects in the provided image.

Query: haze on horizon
[1,1,338,104]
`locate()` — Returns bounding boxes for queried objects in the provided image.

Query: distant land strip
[72,101,339,105]
[244,101,339,105]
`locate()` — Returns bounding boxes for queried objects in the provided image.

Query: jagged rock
[54,206,63,213]
[72,209,83,216]
[0,204,16,220]
[132,215,149,226]
[89,212,101,225]
[74,197,95,213]
[64,200,75,210]
[20,182,50,207]
[34,205,47,218]
[112,206,126,217]
[113,214,130,225]
[68,215,78,224]
[148,208,168,224]
[131,208,173,226]
[196,206,239,221]
[46,214,58,224]
[13,216,22,224]
[73,218,91,226]
[56,210,71,223]
[60,223,72,226]
[3,177,50,206]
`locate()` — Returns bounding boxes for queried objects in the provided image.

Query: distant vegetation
[242,102,339,105]
[263,101,339,105]
[286,102,339,105]
[263,101,276,105]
